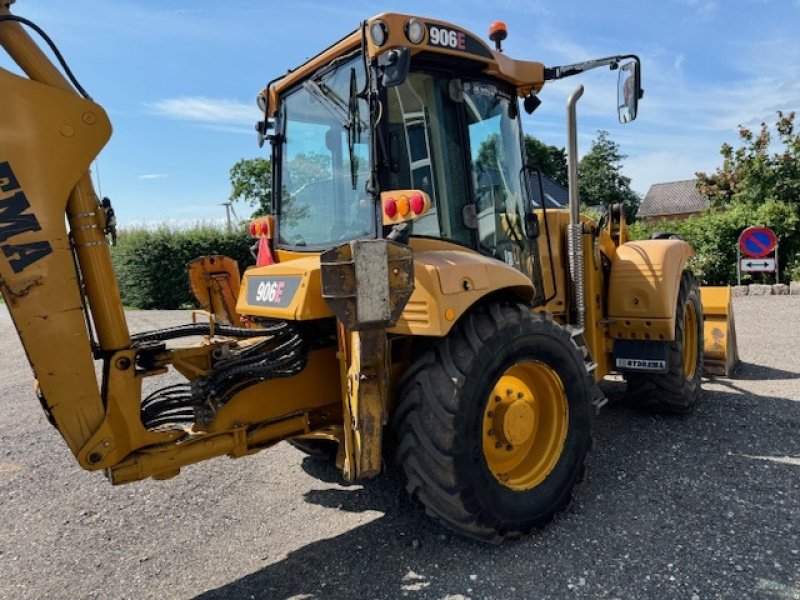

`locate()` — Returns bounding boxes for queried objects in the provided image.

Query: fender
[607,239,694,342]
[389,238,535,336]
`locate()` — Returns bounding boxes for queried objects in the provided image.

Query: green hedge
[111,226,253,309]
[629,201,800,285]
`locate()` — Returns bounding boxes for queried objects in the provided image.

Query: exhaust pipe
[566,85,585,333]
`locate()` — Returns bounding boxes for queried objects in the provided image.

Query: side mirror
[617,59,641,123]
[378,47,410,87]
[255,118,275,148]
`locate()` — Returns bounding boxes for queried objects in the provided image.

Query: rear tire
[626,270,704,413]
[392,304,595,543]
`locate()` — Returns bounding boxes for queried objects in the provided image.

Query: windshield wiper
[303,79,350,126]
[303,70,366,190]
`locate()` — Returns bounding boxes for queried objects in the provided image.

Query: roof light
[370,20,388,47]
[406,18,425,44]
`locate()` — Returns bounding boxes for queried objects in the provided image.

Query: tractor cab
[259,14,640,274]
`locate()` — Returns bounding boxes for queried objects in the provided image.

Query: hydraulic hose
[130,321,289,344]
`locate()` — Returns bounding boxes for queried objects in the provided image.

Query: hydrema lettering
[0,161,53,273]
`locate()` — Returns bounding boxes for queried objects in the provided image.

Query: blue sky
[3,0,798,225]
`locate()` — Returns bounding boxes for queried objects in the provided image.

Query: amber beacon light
[489,21,507,52]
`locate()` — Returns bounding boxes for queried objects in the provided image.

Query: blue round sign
[740,227,776,258]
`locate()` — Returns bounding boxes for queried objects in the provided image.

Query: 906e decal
[425,23,493,59]
[246,275,301,309]
[428,26,466,50]
[0,161,53,274]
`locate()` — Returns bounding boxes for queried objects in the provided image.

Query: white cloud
[674,53,685,73]
[147,96,258,127]
[676,0,718,17]
[137,173,168,180]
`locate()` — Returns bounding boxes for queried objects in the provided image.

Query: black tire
[288,439,338,461]
[626,270,704,413]
[392,304,595,543]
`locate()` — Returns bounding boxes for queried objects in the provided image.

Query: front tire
[392,304,595,543]
[626,270,704,413]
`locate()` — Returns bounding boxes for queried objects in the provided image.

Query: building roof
[638,179,709,218]
[529,174,568,209]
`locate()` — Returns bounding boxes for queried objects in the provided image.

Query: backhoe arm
[0,3,162,466]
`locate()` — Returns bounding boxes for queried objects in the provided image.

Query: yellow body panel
[533,209,570,315]
[388,238,535,336]
[236,254,334,321]
[207,348,341,432]
[607,240,694,341]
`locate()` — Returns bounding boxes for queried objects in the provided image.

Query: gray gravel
[1,297,798,600]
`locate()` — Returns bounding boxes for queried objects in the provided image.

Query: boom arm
[0,5,215,475]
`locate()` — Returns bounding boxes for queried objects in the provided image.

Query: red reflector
[385,198,398,218]
[410,193,424,214]
[249,221,257,237]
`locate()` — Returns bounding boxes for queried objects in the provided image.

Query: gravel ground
[0,297,798,600]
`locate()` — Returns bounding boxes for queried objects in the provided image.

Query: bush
[629,201,800,285]
[111,225,253,309]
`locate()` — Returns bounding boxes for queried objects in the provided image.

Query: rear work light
[382,189,431,226]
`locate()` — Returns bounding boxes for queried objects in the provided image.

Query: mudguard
[389,238,535,337]
[607,239,694,342]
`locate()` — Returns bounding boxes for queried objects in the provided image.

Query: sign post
[737,226,778,284]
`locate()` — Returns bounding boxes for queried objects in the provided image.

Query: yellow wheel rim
[481,361,568,491]
[683,301,698,381]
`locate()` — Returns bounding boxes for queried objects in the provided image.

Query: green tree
[692,111,800,281]
[229,157,271,217]
[524,135,567,187]
[578,130,639,213]
[696,111,800,208]
[286,152,332,190]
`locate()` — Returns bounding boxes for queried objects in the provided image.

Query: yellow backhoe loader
[0,3,737,542]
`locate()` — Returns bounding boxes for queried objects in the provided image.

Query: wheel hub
[495,398,536,447]
[482,361,568,491]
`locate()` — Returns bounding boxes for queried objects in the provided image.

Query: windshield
[277,56,372,248]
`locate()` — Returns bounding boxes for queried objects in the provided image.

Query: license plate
[613,340,670,374]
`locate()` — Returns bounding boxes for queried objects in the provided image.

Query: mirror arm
[544,54,640,81]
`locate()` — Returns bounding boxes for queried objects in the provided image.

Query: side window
[464,81,527,263]
[385,72,472,245]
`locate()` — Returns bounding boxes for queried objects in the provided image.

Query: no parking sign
[737,226,778,283]
[739,227,776,258]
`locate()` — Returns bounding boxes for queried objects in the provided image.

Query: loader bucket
[700,286,739,377]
